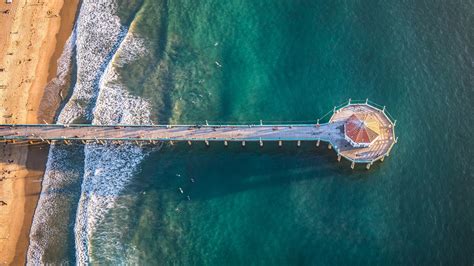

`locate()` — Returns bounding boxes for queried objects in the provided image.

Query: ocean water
[28,0,473,265]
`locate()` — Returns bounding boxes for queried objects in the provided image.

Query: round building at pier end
[328,101,397,168]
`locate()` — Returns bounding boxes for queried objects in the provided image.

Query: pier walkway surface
[0,101,397,166]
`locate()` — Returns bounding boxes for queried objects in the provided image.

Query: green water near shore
[87,0,473,264]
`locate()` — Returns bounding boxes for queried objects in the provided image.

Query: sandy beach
[0,0,79,264]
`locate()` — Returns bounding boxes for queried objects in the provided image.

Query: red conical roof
[345,113,380,144]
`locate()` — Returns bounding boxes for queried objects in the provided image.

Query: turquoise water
[35,0,473,264]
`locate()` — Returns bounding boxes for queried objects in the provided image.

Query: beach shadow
[0,143,49,172]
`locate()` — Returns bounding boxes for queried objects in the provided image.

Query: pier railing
[0,99,395,128]
[331,99,397,124]
[0,99,397,168]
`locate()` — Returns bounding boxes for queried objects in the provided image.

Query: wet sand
[0,0,79,264]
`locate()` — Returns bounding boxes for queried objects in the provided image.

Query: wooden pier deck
[0,102,397,166]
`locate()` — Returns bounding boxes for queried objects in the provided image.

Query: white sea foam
[72,2,152,264]
[27,35,76,265]
[92,33,151,125]
[75,143,148,264]
[27,0,153,264]
[57,1,125,124]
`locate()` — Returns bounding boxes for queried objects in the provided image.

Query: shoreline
[0,0,80,264]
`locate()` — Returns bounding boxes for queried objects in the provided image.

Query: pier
[0,100,397,167]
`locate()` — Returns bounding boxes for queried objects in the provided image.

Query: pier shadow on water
[90,141,383,264]
[130,141,367,201]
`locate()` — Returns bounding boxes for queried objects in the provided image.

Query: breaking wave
[28,0,152,264]
[27,35,78,265]
[75,27,152,266]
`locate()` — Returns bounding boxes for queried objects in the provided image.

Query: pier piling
[0,101,396,169]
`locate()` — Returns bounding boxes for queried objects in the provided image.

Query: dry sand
[0,0,79,264]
